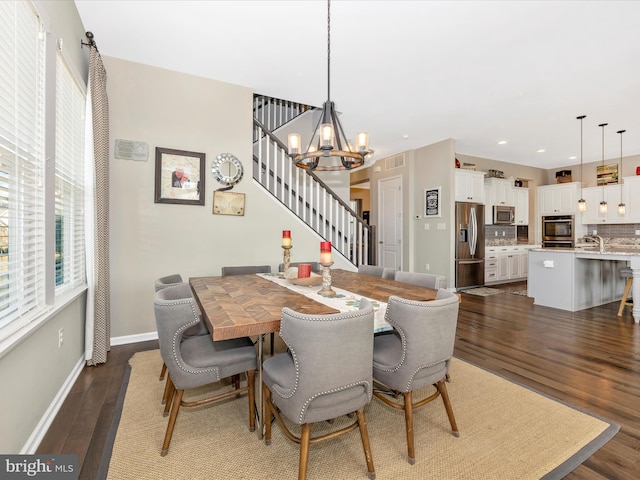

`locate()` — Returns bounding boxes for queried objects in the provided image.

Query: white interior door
[378,175,402,270]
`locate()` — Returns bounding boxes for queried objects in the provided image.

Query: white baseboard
[21,354,85,454]
[110,331,158,346]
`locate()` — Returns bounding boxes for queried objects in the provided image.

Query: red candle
[320,241,332,264]
[297,263,311,278]
[282,230,291,247]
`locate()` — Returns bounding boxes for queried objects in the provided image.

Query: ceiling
[74,0,640,171]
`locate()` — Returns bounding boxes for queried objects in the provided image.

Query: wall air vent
[385,154,405,170]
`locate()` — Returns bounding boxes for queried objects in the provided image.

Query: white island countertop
[528,247,640,323]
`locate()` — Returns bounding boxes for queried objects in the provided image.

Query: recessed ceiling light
[537,149,546,153]
[402,134,409,139]
[569,156,577,160]
[498,140,507,145]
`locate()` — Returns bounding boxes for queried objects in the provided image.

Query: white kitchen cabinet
[513,187,529,225]
[485,245,530,284]
[455,169,486,203]
[538,182,580,216]
[580,185,625,224]
[485,178,514,207]
[622,176,640,223]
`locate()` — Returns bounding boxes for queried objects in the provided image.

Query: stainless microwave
[493,205,515,225]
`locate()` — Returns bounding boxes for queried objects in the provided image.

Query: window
[55,51,86,294]
[0,1,47,332]
[0,1,86,341]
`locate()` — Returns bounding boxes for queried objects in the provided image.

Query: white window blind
[55,50,86,294]
[0,2,47,332]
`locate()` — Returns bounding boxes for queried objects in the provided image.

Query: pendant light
[598,123,608,214]
[577,115,587,212]
[287,0,372,171]
[617,129,626,216]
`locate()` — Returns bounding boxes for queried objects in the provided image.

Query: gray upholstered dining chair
[154,283,257,456]
[155,274,210,404]
[278,261,321,273]
[263,299,376,480]
[358,264,396,280]
[394,271,447,290]
[357,264,384,277]
[222,264,274,354]
[221,265,271,276]
[372,289,460,464]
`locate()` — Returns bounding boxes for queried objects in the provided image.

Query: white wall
[105,57,353,339]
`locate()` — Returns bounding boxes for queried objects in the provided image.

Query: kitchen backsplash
[486,225,516,245]
[584,223,640,238]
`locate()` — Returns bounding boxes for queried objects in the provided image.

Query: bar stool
[617,267,633,317]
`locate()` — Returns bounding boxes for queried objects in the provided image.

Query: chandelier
[287,0,372,171]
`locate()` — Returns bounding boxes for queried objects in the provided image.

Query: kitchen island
[528,247,640,323]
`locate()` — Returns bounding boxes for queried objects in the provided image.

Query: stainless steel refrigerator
[455,202,485,289]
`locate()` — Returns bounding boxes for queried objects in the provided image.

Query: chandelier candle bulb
[288,134,301,156]
[356,132,369,153]
[320,124,334,149]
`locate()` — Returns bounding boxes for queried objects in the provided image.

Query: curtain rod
[81,31,97,50]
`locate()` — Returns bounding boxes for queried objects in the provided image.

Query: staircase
[252,94,375,267]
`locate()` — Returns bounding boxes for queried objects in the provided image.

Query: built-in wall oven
[542,215,575,248]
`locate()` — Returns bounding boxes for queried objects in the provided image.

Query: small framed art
[154,147,205,205]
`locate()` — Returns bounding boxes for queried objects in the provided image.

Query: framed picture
[424,187,441,218]
[596,163,618,185]
[154,147,205,205]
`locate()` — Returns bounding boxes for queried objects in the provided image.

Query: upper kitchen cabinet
[580,184,625,224]
[484,178,514,207]
[538,182,580,216]
[513,187,529,225]
[455,169,486,203]
[622,176,640,223]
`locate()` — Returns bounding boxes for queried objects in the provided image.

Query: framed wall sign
[424,187,441,218]
[213,190,246,216]
[154,147,205,205]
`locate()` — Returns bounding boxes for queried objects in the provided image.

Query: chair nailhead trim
[159,299,221,380]
[298,380,372,424]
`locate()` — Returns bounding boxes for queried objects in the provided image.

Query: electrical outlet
[592,229,598,235]
[495,231,498,237]
[58,328,63,348]
[425,264,430,271]
[502,231,506,236]
[636,230,640,236]
[424,223,430,230]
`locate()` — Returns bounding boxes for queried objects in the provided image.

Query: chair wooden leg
[161,389,184,456]
[232,374,240,391]
[247,370,256,432]
[436,379,459,436]
[163,376,175,417]
[356,408,376,479]
[264,384,272,445]
[403,391,415,464]
[299,423,312,480]
[618,277,633,316]
[159,362,167,380]
[161,372,172,405]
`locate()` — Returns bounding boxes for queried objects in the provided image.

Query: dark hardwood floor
[37,281,640,479]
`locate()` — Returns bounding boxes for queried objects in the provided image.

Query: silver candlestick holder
[318,261,337,297]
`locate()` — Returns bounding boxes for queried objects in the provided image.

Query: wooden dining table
[188,269,441,436]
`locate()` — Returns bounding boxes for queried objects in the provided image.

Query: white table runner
[258,273,392,333]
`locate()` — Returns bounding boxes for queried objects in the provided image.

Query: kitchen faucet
[584,235,605,253]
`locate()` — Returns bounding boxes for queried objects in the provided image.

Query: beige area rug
[461,287,504,296]
[100,350,618,480]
